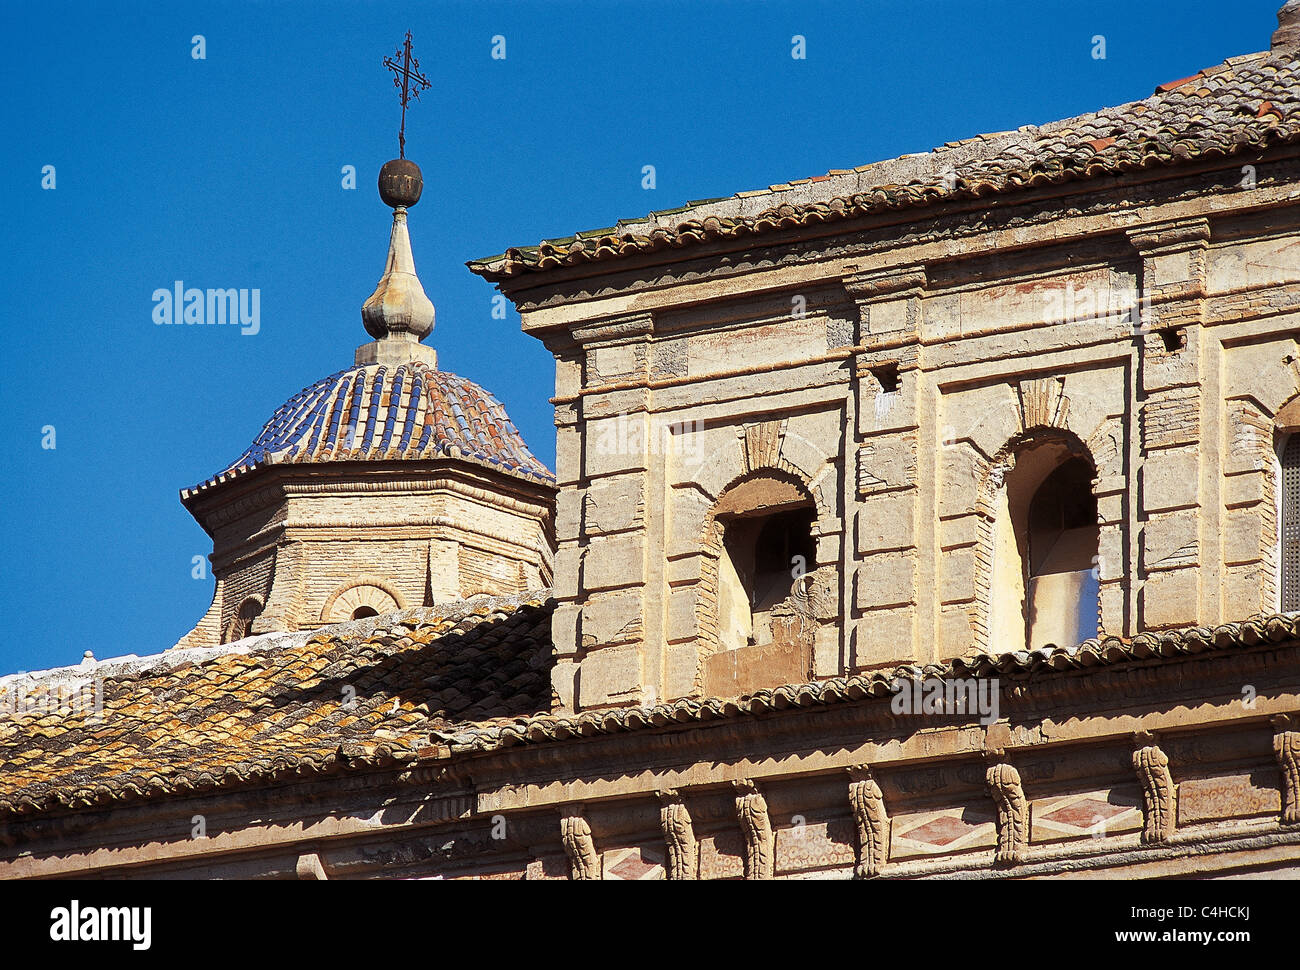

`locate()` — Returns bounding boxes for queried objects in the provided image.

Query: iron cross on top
[383,31,431,158]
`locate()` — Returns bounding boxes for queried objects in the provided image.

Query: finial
[357,34,438,368]
[1275,1,1300,50]
[378,158,422,208]
[383,31,430,160]
[360,201,436,356]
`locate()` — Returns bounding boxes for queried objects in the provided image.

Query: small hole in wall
[1159,327,1185,353]
[872,363,900,393]
[351,606,379,620]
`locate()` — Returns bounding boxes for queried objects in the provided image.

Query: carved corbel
[1273,715,1300,826]
[560,808,600,880]
[657,789,698,880]
[984,753,1027,866]
[846,766,888,879]
[1132,732,1176,843]
[733,780,775,880]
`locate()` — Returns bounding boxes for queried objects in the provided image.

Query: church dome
[184,360,553,496]
[183,156,554,502]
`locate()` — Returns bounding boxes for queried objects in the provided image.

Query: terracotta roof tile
[182,362,554,500]
[469,49,1299,281]
[0,592,555,818]
[446,613,1300,755]
[7,589,1298,820]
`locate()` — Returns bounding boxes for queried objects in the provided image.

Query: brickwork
[175,464,555,647]
[500,144,1300,713]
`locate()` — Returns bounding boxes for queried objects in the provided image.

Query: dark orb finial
[378,158,423,208]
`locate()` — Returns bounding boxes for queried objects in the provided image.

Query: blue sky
[0,0,1283,673]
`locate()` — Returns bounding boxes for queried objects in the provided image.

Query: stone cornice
[466,638,1300,812]
[505,150,1300,317]
[189,461,555,533]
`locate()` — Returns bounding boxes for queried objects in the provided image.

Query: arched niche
[985,429,1100,651]
[705,469,819,655]
[223,595,265,644]
[320,577,406,624]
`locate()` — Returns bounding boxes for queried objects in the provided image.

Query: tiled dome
[184,361,553,496]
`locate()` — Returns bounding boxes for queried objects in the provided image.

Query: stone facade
[3,6,1300,882]
[482,65,1300,717]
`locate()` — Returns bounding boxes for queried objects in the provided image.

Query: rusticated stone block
[576,644,644,708]
[580,589,643,647]
[581,532,646,592]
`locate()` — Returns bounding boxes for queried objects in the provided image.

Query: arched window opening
[717,504,816,650]
[320,578,404,623]
[223,596,264,644]
[990,439,1100,652]
[1281,433,1300,611]
[1024,457,1099,649]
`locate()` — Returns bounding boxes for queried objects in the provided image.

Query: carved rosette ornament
[733,780,775,880]
[984,757,1027,866]
[657,789,698,880]
[1132,734,1176,843]
[560,809,599,880]
[1273,715,1300,825]
[846,766,888,879]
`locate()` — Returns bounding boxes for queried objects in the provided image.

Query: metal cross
[383,31,431,158]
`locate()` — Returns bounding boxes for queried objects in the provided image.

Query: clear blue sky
[0,0,1283,673]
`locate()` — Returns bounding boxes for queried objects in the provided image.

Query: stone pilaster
[1128,219,1211,629]
[844,266,926,667]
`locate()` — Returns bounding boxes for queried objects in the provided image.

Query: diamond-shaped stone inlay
[1043,795,1136,830]
[901,814,977,847]
[603,846,664,880]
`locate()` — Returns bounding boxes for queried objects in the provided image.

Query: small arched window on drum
[223,597,264,644]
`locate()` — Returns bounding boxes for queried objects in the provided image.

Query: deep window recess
[1282,434,1300,611]
[717,506,816,648]
[1024,457,1099,649]
[224,597,264,644]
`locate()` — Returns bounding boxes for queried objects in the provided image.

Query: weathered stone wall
[515,151,1300,712]
[175,466,555,646]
